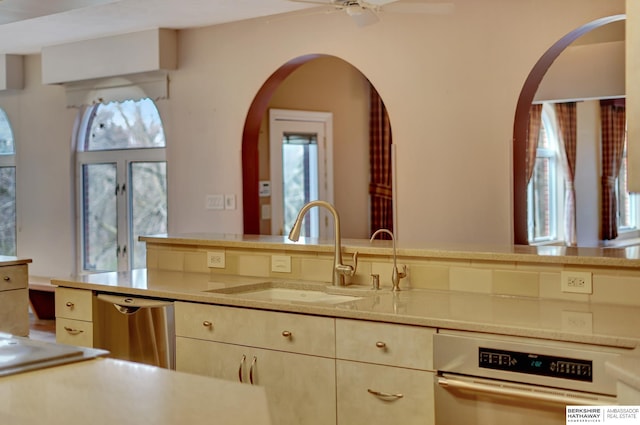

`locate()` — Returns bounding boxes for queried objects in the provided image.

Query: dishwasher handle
[437,374,615,407]
[97,294,173,315]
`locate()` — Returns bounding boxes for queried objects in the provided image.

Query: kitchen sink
[204,281,364,305]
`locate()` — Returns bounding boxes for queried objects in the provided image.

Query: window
[527,105,564,244]
[616,130,640,235]
[76,98,167,273]
[0,109,15,256]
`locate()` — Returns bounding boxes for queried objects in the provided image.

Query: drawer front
[175,302,335,357]
[337,360,434,425]
[0,265,27,291]
[336,319,434,370]
[56,318,94,347]
[0,289,29,336]
[55,287,94,321]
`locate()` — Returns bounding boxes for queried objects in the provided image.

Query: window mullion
[116,159,129,272]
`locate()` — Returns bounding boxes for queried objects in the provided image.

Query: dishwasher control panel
[479,347,593,382]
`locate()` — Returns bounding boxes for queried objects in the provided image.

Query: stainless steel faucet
[288,200,358,286]
[370,228,407,291]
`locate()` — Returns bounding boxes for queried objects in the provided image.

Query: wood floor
[28,311,56,344]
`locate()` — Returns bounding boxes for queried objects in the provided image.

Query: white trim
[269,108,334,238]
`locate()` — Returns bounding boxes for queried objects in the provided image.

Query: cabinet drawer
[336,319,434,370]
[0,265,27,291]
[56,318,94,347]
[55,287,94,321]
[337,360,434,425]
[175,302,335,357]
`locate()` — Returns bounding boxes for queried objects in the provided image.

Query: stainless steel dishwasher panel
[95,294,175,369]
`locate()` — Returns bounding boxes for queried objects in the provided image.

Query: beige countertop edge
[139,234,640,268]
[52,277,640,350]
[0,256,32,266]
[2,357,272,425]
[606,356,640,391]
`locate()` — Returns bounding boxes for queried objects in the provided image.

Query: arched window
[527,104,565,244]
[0,109,15,256]
[76,98,167,273]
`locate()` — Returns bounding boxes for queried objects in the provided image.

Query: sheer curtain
[526,104,543,184]
[369,84,393,235]
[555,102,577,246]
[600,99,626,240]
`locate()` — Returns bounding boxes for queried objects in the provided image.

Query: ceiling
[0,0,316,54]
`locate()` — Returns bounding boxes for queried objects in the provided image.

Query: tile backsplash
[145,242,640,307]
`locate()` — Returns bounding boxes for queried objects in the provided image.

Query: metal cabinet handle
[367,389,404,400]
[238,354,246,383]
[65,301,75,308]
[375,341,386,348]
[249,356,257,385]
[3,276,9,281]
[202,321,213,328]
[63,326,84,336]
[282,330,292,338]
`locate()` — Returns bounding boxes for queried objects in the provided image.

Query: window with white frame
[527,104,565,244]
[76,98,167,273]
[0,109,15,256]
[616,130,640,236]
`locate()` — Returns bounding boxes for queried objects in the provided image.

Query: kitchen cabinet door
[176,336,336,425]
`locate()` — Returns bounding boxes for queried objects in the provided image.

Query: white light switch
[225,194,236,210]
[206,194,224,210]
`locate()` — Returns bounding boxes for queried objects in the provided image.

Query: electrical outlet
[560,271,592,294]
[561,311,593,333]
[207,251,226,268]
[271,255,291,273]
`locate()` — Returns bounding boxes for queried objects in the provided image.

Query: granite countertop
[52,269,640,349]
[0,357,272,425]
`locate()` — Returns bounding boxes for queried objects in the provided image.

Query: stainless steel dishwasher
[95,293,175,369]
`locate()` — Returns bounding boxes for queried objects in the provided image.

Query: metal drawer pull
[249,356,257,385]
[375,341,386,348]
[282,330,292,338]
[202,320,212,328]
[65,301,75,308]
[367,389,404,400]
[238,354,246,383]
[63,326,84,336]
[3,276,9,281]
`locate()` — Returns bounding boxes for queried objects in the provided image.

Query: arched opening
[242,54,392,238]
[512,14,626,245]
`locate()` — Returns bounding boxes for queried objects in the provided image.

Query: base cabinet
[55,287,95,347]
[0,263,29,336]
[174,302,337,425]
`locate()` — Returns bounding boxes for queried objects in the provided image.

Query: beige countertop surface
[0,256,32,267]
[52,268,640,350]
[0,357,272,425]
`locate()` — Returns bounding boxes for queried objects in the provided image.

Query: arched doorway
[512,14,625,245]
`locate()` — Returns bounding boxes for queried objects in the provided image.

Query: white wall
[0,0,625,278]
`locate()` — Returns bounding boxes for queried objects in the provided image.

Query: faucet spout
[288,200,357,286]
[370,228,406,291]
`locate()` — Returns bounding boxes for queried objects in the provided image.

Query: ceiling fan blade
[287,0,339,5]
[363,0,401,6]
[384,1,454,15]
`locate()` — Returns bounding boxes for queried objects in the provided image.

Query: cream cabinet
[55,287,95,347]
[174,302,337,425]
[0,263,29,336]
[335,319,436,425]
